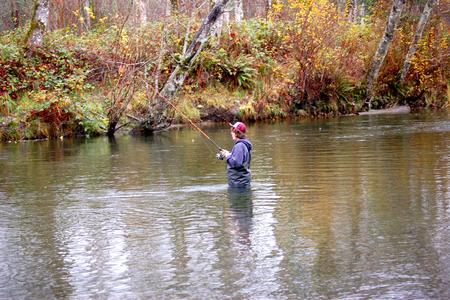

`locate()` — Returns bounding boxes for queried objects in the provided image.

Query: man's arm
[226,143,246,168]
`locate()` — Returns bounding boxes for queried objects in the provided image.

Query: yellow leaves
[408,25,445,91]
[73,6,95,25]
[277,0,374,83]
[272,1,284,14]
[99,16,108,24]
[117,31,130,53]
[285,78,295,84]
[183,84,193,94]
[84,6,96,20]
[130,91,147,111]
[238,100,257,120]
[288,0,314,10]
[120,32,129,45]
[73,9,83,23]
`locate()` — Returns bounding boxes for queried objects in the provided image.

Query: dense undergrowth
[0,3,448,141]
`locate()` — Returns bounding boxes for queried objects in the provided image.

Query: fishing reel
[216,152,225,160]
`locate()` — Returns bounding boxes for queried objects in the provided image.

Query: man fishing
[219,122,253,188]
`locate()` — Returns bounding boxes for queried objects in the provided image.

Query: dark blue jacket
[226,139,253,188]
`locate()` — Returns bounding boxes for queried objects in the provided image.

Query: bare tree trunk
[235,0,244,23]
[359,2,366,24]
[143,0,232,132]
[10,0,20,28]
[348,0,358,22]
[400,0,437,82]
[81,0,91,30]
[213,4,230,41]
[353,0,359,22]
[24,0,50,48]
[223,10,230,34]
[366,0,405,109]
[165,0,172,17]
[212,12,224,39]
[336,0,347,17]
[138,0,148,25]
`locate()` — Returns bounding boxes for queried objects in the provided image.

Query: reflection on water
[227,187,253,247]
[0,112,449,299]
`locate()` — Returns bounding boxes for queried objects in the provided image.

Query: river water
[1,112,449,299]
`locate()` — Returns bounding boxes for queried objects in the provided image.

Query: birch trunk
[223,10,230,32]
[400,0,437,82]
[348,0,358,22]
[143,0,232,132]
[212,10,230,41]
[366,0,405,109]
[165,0,171,17]
[212,13,224,39]
[359,2,366,25]
[25,0,50,48]
[81,0,91,30]
[138,0,148,25]
[352,0,359,23]
[235,0,244,24]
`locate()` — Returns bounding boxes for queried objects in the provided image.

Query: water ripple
[0,114,449,299]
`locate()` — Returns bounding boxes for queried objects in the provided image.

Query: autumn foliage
[0,0,448,141]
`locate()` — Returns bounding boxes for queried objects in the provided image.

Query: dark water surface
[1,112,449,299]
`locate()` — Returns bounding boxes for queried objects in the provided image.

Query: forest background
[0,0,448,141]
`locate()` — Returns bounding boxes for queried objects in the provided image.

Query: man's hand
[220,149,231,159]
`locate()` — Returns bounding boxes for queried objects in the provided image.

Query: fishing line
[150,88,224,151]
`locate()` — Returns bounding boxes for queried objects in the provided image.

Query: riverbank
[1,15,448,142]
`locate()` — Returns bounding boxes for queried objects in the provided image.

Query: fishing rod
[150,87,223,151]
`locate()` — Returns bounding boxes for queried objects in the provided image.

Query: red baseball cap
[229,122,247,134]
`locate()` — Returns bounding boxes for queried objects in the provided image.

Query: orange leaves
[29,100,73,130]
[270,0,376,108]
[118,65,126,77]
[409,26,447,89]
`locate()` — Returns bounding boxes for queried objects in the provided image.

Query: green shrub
[199,49,256,90]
